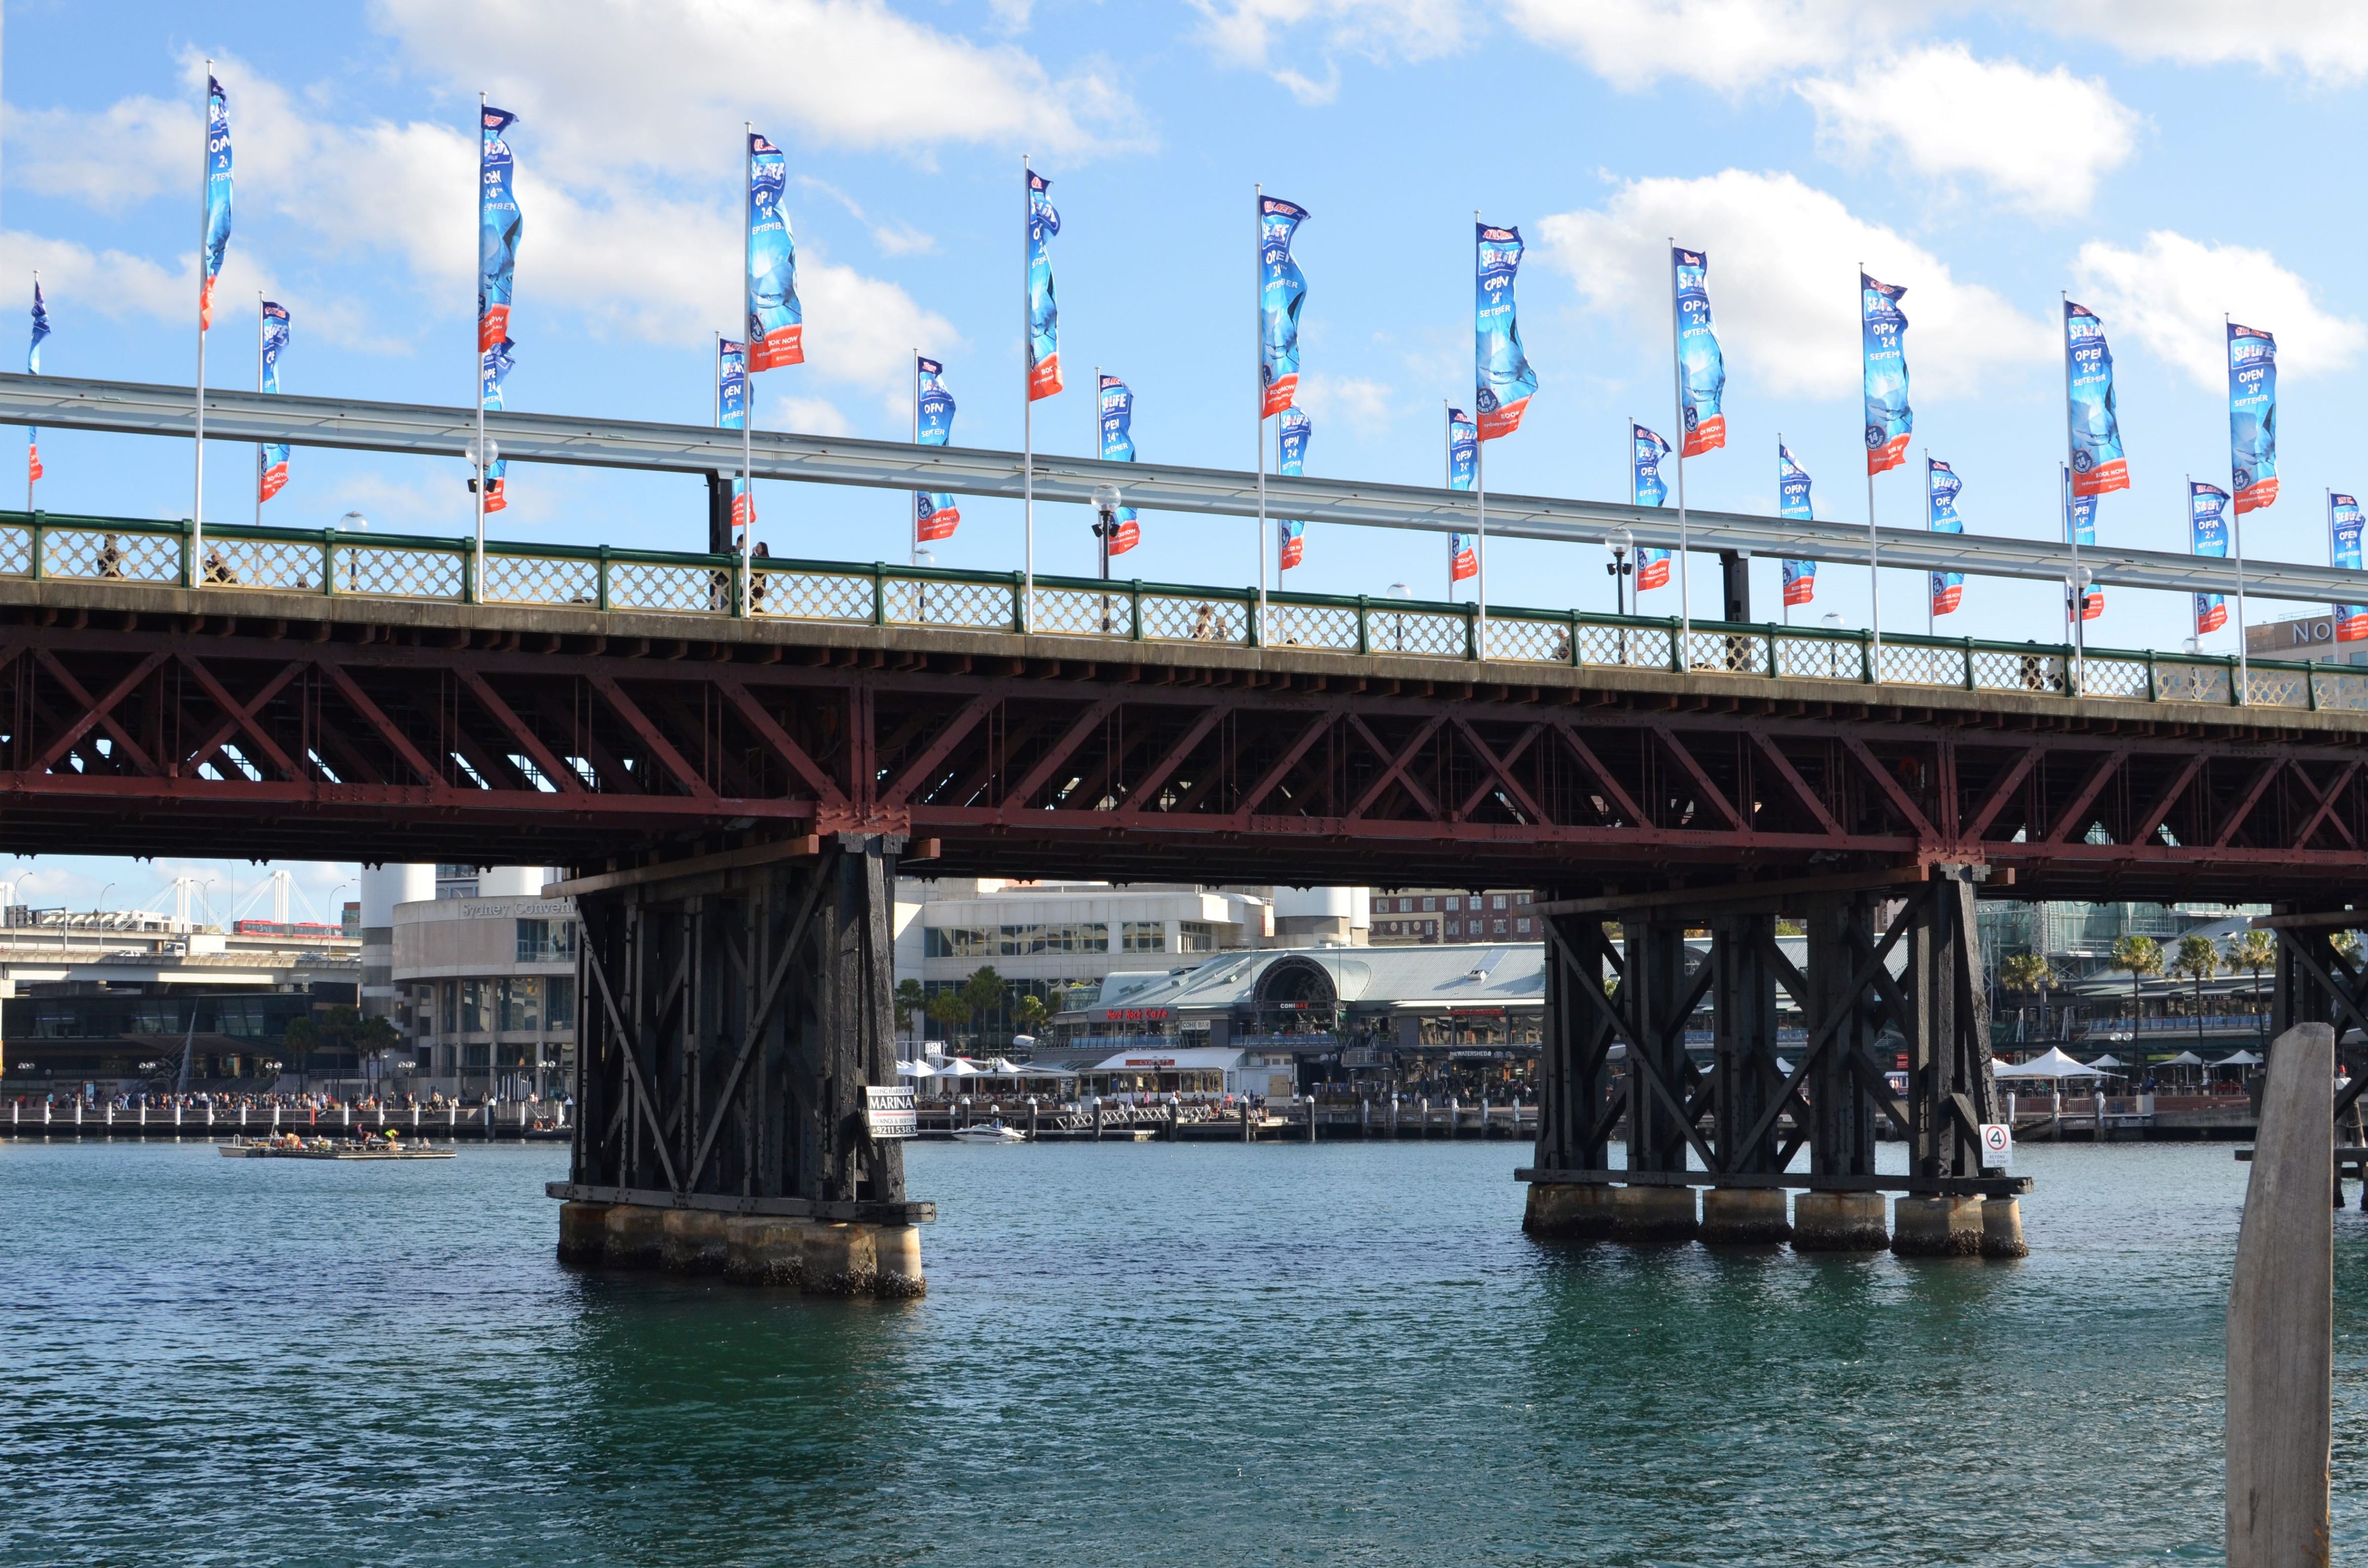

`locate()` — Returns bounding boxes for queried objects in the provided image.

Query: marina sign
[865,1086,917,1141]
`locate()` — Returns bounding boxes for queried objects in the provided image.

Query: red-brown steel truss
[8,604,2368,901]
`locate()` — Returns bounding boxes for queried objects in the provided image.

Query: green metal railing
[4,508,2351,712]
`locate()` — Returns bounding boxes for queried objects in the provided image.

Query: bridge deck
[6,512,2366,897]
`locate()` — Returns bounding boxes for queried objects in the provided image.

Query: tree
[281,1014,321,1084]
[895,978,927,1045]
[957,966,1006,1049]
[924,990,965,1047]
[2110,934,2162,1044]
[2001,952,2053,1040]
[1013,992,1049,1039]
[2224,928,2277,1048]
[2168,934,2219,1045]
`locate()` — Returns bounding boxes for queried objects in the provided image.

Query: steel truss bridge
[10,374,2368,1259]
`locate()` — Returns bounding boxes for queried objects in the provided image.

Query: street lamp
[1090,485,1124,631]
[1385,581,1411,653]
[1604,528,1635,664]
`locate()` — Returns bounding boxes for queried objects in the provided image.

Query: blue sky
[6,0,2366,911]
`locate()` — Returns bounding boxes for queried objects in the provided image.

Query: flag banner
[1259,197,1310,418]
[1860,273,1910,474]
[2183,480,2228,634]
[1277,404,1310,569]
[1474,223,1537,440]
[1927,457,1964,615]
[477,107,519,352]
[2333,491,2366,641]
[258,301,290,502]
[1778,440,1814,605]
[2229,323,2278,514]
[912,355,957,541]
[746,132,803,370]
[1672,247,1726,457]
[1448,408,1477,492]
[201,76,234,330]
[27,281,49,483]
[1028,171,1062,400]
[717,337,753,530]
[1632,421,1671,590]
[2064,300,2128,498]
[1098,373,1138,555]
[2068,487,2100,620]
[475,339,514,513]
[1450,532,1478,583]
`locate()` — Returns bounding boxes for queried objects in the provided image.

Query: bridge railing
[6,507,2358,711]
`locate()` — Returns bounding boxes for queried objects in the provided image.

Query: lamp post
[1091,483,1123,631]
[1605,526,1634,664]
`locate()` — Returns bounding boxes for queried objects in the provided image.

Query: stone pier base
[1522,1183,1617,1241]
[1609,1184,1700,1244]
[1790,1192,1889,1252]
[1891,1195,1984,1257]
[660,1208,730,1275]
[1979,1197,2029,1259]
[1699,1188,1792,1245]
[565,1203,925,1296]
[557,1201,611,1267]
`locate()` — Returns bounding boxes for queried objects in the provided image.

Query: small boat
[219,1134,455,1160]
[949,1122,1027,1145]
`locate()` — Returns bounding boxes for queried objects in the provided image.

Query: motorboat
[948,1121,1027,1144]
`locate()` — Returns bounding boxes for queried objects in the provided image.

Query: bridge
[9,372,2368,1286]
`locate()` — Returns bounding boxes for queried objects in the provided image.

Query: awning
[1088,1046,1244,1073]
[1994,1047,2109,1079]
[2217,1049,2263,1066]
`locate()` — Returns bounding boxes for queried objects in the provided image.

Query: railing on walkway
[9,507,2355,709]
[7,1097,566,1135]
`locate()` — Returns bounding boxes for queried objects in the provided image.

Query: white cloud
[2072,231,2368,390]
[1799,44,2139,215]
[369,0,1148,174]
[1505,0,1891,91]
[1537,170,2053,400]
[2026,0,2368,82]
[1292,373,1397,440]
[1189,0,1473,103]
[796,178,938,257]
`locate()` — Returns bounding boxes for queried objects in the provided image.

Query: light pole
[1605,526,1634,664]
[1091,483,1123,632]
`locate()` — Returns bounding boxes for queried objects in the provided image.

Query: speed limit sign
[1979,1122,2014,1164]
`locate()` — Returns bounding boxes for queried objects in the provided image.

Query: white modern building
[895,879,1275,1000]
[380,865,579,1099]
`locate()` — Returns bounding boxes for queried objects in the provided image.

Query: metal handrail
[2,507,2353,712]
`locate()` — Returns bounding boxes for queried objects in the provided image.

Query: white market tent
[2087,1054,2125,1070]
[1993,1047,2110,1080]
[2217,1049,2263,1067]
[2160,1051,2207,1068]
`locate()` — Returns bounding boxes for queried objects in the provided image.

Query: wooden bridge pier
[1520,868,2027,1257]
[547,832,931,1296]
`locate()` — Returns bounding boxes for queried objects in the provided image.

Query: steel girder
[6,613,2368,897]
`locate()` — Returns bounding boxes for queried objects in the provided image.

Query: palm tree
[2001,952,2052,1041]
[2168,934,2219,1046]
[2110,933,2162,1049]
[895,978,926,1046]
[957,965,1007,1051]
[924,990,965,1049]
[1013,992,1049,1042]
[2224,928,2276,1047]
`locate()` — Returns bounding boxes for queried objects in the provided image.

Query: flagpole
[1922,447,1931,639]
[255,293,265,529]
[1445,401,1453,602]
[2228,312,2247,703]
[1670,237,1689,657]
[1255,184,1267,648]
[471,92,488,602]
[2058,291,2085,691]
[1860,262,1877,680]
[1779,431,1789,629]
[27,269,37,517]
[193,62,212,586]
[1473,210,1486,662]
[1022,154,1034,637]
[739,122,754,617]
[714,331,723,557]
[910,348,919,567]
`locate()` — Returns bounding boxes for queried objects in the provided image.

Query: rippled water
[4,1136,2365,1565]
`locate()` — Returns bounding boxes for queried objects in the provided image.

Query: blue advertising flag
[1927,457,1963,615]
[1260,197,1310,418]
[1098,374,1137,555]
[1631,422,1671,590]
[2229,324,2278,514]
[477,107,519,352]
[1449,533,1478,584]
[202,76,233,330]
[1778,441,1814,606]
[258,301,290,502]
[1028,172,1062,400]
[1278,405,1310,569]
[1447,408,1478,492]
[913,356,958,542]
[2067,485,2101,620]
[2191,481,2230,635]
[2331,491,2365,641]
[746,133,802,371]
[1860,273,1910,474]
[2064,300,2128,498]
[717,338,752,530]
[1474,224,1536,440]
[1672,247,1726,457]
[27,281,49,485]
[474,339,515,512]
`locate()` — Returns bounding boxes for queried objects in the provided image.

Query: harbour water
[6,1138,2367,1564]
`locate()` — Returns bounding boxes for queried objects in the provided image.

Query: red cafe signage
[1122,1057,1177,1068]
[1103,1007,1170,1021]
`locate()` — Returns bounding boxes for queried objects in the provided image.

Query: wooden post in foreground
[2227,1020,2332,1565]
